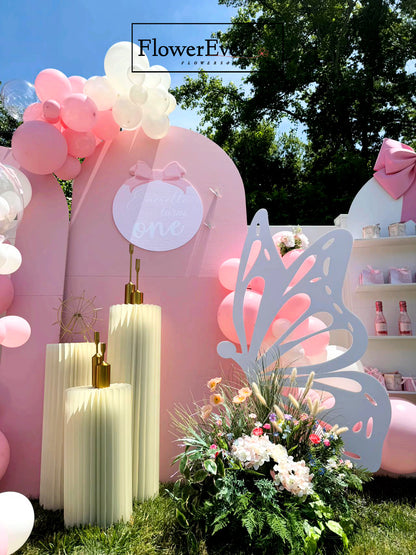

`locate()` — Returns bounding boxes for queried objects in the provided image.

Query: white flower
[279,231,295,248]
[295,233,309,249]
[231,434,273,470]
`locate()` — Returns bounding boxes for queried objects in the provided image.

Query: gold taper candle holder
[92,331,102,388]
[124,243,136,304]
[95,343,111,388]
[131,259,144,305]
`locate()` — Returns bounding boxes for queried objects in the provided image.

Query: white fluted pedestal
[64,384,132,528]
[40,342,95,510]
[108,304,161,501]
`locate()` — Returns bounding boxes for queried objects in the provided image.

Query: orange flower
[210,393,224,406]
[233,394,247,404]
[201,404,212,420]
[238,387,252,398]
[207,377,222,392]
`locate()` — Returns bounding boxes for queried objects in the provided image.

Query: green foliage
[169,366,369,553]
[173,1,416,223]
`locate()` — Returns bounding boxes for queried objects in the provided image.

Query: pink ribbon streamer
[126,160,191,193]
[373,138,416,222]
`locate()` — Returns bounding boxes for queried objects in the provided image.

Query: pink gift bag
[359,266,384,285]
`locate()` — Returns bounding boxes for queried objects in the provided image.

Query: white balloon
[0,491,34,554]
[112,96,143,130]
[1,191,23,219]
[104,42,142,95]
[83,76,117,111]
[144,87,170,116]
[144,66,164,89]
[165,93,177,115]
[0,244,22,275]
[129,85,148,105]
[141,114,170,140]
[0,197,10,221]
[127,66,146,87]
[7,167,32,208]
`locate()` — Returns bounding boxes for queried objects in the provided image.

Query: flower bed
[170,366,370,554]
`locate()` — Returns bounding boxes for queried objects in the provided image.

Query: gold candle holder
[131,259,144,305]
[95,343,111,389]
[91,331,102,388]
[124,243,135,304]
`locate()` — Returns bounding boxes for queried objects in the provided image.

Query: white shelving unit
[343,236,416,401]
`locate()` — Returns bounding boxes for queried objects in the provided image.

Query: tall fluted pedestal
[40,342,95,510]
[64,384,133,528]
[108,304,161,501]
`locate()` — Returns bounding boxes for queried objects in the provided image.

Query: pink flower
[263,423,271,430]
[252,427,263,436]
[309,434,321,445]
[216,419,222,426]
[323,439,330,447]
[210,444,217,449]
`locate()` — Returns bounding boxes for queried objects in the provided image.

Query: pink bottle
[375,301,388,335]
[398,301,412,336]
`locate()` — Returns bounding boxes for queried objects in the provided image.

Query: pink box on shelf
[388,267,412,284]
[359,266,384,285]
[403,377,416,392]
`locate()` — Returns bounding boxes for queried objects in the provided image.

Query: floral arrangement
[170,366,370,554]
[275,225,309,256]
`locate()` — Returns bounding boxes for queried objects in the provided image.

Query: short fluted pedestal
[40,342,95,510]
[108,304,161,501]
[64,384,133,528]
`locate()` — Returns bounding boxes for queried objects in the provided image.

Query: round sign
[113,179,203,251]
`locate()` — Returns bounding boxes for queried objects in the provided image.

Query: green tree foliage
[173,0,416,223]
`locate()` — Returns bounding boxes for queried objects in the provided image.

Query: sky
[0,0,242,130]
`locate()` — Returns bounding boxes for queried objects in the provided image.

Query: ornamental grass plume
[251,381,267,406]
[288,393,300,410]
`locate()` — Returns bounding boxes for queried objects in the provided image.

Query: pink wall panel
[0,150,69,496]
[66,127,247,480]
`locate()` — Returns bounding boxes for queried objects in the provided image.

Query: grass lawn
[16,477,416,554]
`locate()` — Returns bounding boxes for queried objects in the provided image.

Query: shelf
[388,391,416,396]
[356,283,416,293]
[368,335,416,341]
[353,236,416,248]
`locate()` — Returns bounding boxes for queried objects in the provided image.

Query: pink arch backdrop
[0,126,247,495]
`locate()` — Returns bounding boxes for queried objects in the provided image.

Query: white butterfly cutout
[217,209,391,471]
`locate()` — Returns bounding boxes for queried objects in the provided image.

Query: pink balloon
[287,316,329,357]
[0,320,5,344]
[218,258,240,291]
[276,293,310,322]
[0,276,14,313]
[63,129,96,158]
[35,68,71,103]
[69,75,87,93]
[0,315,31,348]
[54,155,82,180]
[0,431,10,481]
[42,99,60,123]
[217,290,262,345]
[271,318,291,339]
[23,102,44,122]
[12,120,67,175]
[282,249,316,286]
[61,93,97,132]
[381,399,416,474]
[92,109,120,141]
[0,524,7,555]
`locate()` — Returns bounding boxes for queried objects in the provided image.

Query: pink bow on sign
[127,160,191,193]
[373,138,416,222]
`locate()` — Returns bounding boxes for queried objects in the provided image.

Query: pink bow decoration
[373,138,416,222]
[126,160,191,193]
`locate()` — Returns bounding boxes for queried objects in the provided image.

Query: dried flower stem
[251,382,267,407]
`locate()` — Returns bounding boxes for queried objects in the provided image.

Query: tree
[173,0,416,223]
